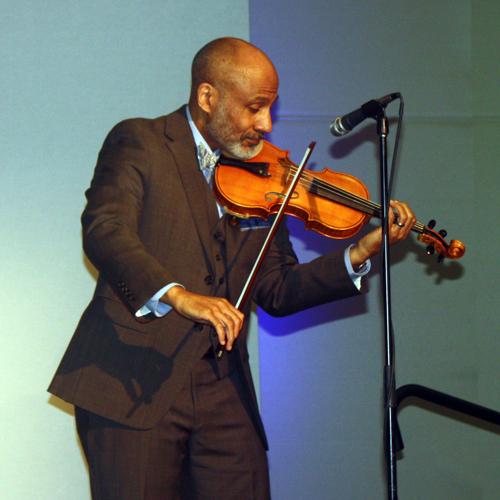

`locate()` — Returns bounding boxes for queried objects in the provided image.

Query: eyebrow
[253,94,279,104]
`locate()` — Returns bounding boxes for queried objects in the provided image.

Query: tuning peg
[437,253,445,264]
[439,229,447,238]
[427,219,436,229]
[426,243,435,255]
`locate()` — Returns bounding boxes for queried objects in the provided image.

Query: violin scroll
[416,220,465,263]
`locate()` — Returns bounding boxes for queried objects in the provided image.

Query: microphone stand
[362,99,399,499]
[379,109,399,500]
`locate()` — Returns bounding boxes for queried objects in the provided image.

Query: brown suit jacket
[48,106,363,448]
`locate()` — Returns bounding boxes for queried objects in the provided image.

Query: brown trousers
[75,354,270,500]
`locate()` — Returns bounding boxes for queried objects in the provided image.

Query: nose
[255,110,273,135]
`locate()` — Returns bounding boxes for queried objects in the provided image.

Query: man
[49,38,415,499]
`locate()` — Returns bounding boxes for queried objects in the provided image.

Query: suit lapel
[163,107,219,268]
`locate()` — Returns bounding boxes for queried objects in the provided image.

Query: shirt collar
[186,105,220,167]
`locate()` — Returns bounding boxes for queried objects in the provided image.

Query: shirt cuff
[344,245,371,290]
[135,283,184,318]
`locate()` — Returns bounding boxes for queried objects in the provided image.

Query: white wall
[0,2,249,498]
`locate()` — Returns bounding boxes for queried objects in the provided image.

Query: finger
[217,314,234,350]
[210,306,244,351]
[222,320,236,351]
[395,201,416,238]
[221,309,245,351]
[387,203,402,237]
[215,320,228,347]
[218,302,244,332]
[389,204,399,224]
[389,201,414,240]
[391,202,406,232]
[202,309,229,347]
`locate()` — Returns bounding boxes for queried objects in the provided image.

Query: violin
[214,140,465,262]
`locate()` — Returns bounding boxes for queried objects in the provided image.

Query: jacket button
[219,277,224,284]
[215,254,221,261]
[194,323,204,332]
[205,275,214,285]
[213,231,222,240]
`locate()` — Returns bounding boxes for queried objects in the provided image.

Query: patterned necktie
[197,143,218,183]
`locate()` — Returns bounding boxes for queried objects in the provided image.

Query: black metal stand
[363,100,399,499]
[378,114,399,500]
[395,384,500,427]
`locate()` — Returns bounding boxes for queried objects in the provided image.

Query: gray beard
[206,103,263,160]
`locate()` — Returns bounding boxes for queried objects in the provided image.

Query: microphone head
[330,107,367,137]
[329,117,348,137]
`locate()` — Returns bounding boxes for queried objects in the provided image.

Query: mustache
[242,132,265,142]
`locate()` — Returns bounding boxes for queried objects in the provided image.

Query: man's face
[206,66,279,159]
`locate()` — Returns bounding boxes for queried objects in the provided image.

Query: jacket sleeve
[81,119,178,313]
[252,218,365,317]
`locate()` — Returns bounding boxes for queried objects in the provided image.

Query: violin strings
[269,165,380,214]
[268,164,423,233]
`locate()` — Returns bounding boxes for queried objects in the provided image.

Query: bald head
[190,38,276,102]
[188,37,279,159]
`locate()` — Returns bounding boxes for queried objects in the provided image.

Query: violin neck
[371,203,425,235]
[309,177,425,235]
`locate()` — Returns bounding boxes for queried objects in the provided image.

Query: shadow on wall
[259,211,465,338]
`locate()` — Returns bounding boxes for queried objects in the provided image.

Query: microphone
[330,92,401,137]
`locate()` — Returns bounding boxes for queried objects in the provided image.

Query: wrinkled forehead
[221,58,279,103]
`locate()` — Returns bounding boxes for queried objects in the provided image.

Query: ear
[197,83,219,115]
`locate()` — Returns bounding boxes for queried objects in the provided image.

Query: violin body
[215,141,371,239]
